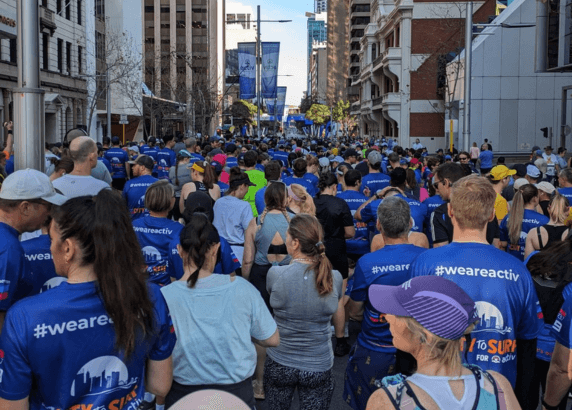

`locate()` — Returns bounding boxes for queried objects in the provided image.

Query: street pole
[14,0,44,171]
[106,66,112,140]
[256,5,261,139]
[462,1,472,152]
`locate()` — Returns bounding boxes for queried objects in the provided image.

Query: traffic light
[540,127,548,138]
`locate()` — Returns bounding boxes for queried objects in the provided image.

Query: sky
[227,0,313,107]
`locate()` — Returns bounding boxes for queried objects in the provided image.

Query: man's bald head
[70,136,97,164]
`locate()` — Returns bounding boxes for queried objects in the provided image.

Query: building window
[66,41,71,73]
[42,0,47,7]
[58,38,63,72]
[95,0,104,20]
[66,0,70,19]
[77,0,82,24]
[160,6,169,12]
[42,33,49,70]
[9,39,16,64]
[57,0,62,14]
[78,45,82,73]
[145,6,154,12]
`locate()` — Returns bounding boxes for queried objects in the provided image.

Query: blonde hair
[289,184,316,216]
[548,193,570,225]
[404,317,475,374]
[450,175,496,230]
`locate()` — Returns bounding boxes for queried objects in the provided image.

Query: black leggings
[264,357,335,410]
[165,377,256,409]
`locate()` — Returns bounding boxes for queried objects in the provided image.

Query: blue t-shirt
[551,295,572,357]
[479,151,494,169]
[337,190,369,255]
[157,148,176,180]
[361,194,427,234]
[226,157,238,169]
[168,236,241,278]
[558,187,572,202]
[217,181,229,196]
[537,283,572,361]
[133,216,184,286]
[98,157,112,173]
[273,151,289,167]
[410,242,543,387]
[423,194,446,247]
[0,281,175,408]
[282,176,317,197]
[122,175,158,221]
[255,185,268,216]
[351,244,427,352]
[499,209,549,261]
[21,234,65,296]
[5,157,13,175]
[104,147,129,179]
[0,222,29,310]
[303,173,319,194]
[360,173,390,197]
[141,146,159,175]
[337,183,344,195]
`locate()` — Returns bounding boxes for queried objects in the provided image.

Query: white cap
[535,181,556,195]
[0,168,67,205]
[513,178,530,191]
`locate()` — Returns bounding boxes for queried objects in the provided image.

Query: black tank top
[536,225,568,249]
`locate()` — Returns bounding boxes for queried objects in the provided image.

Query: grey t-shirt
[266,261,343,372]
[91,160,112,184]
[53,174,110,198]
[169,164,192,195]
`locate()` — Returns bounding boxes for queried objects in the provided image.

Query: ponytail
[51,189,154,359]
[179,214,220,288]
[508,184,539,245]
[288,214,333,295]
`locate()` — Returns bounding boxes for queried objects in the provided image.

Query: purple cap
[369,276,478,340]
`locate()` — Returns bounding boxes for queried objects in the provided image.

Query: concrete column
[72,99,78,128]
[399,11,412,146]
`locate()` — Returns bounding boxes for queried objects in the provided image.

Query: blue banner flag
[266,99,276,115]
[275,87,287,118]
[238,43,256,99]
[261,42,280,99]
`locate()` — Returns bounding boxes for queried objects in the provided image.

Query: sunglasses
[459,157,469,160]
[433,180,443,189]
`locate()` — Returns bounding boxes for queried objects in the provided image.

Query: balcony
[351,74,361,85]
[350,101,361,116]
[40,6,57,36]
[372,96,383,109]
[361,99,372,113]
[382,92,401,123]
[382,47,402,81]
[372,54,383,72]
[350,10,370,18]
[360,62,372,79]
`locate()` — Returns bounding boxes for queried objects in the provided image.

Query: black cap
[230,174,256,187]
[111,136,120,144]
[512,164,527,177]
[226,143,237,153]
[182,191,214,223]
[148,136,157,143]
[210,148,224,155]
[130,155,154,170]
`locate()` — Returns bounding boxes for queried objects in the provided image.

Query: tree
[305,103,330,126]
[84,29,143,135]
[331,100,357,137]
[230,100,257,125]
[299,96,317,114]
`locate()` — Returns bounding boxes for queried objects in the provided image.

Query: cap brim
[507,170,517,176]
[42,192,68,206]
[246,181,256,186]
[368,284,411,317]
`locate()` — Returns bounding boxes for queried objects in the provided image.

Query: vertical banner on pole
[275,87,287,120]
[238,42,257,99]
[266,99,276,115]
[261,42,280,99]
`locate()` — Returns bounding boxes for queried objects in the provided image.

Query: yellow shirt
[495,193,509,221]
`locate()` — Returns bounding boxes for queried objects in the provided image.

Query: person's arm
[524,230,537,259]
[430,207,450,248]
[366,386,394,410]
[348,299,364,321]
[514,338,537,409]
[145,356,173,398]
[487,371,522,410]
[0,397,28,410]
[355,195,377,221]
[242,219,257,280]
[3,121,13,156]
[253,328,280,347]
[179,182,195,214]
[344,225,356,239]
[544,341,572,408]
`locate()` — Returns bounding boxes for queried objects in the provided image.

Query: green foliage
[305,104,330,125]
[332,100,350,122]
[239,100,258,117]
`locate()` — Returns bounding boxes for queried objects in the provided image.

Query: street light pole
[462,1,472,152]
[14,0,44,171]
[106,66,112,140]
[256,5,261,139]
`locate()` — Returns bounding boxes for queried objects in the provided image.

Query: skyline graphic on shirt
[70,356,138,397]
[472,301,512,335]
